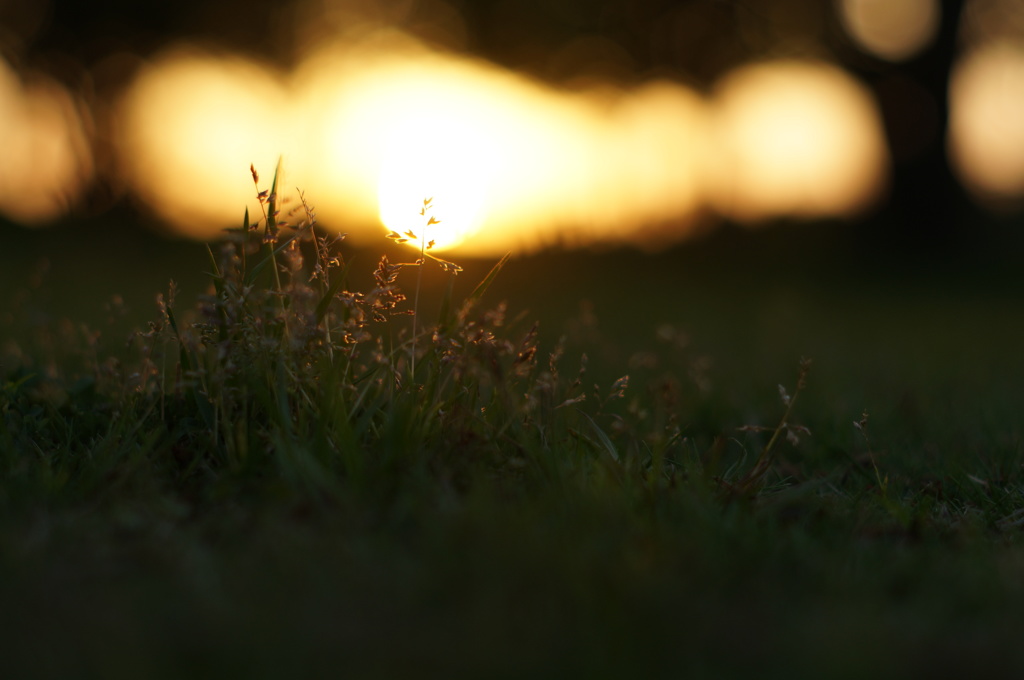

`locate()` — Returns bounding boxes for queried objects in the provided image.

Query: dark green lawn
[3,213,1024,678]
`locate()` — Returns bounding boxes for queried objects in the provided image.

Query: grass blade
[576,409,620,462]
[437,271,458,328]
[315,259,354,324]
[165,304,214,428]
[245,228,305,285]
[465,253,511,309]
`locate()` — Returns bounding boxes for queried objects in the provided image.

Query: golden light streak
[708,60,888,223]
[297,42,720,254]
[116,31,888,254]
[0,59,93,223]
[948,41,1024,207]
[838,0,941,62]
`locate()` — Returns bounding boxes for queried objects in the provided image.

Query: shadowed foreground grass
[3,181,1024,678]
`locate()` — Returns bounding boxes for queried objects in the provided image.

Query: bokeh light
[117,32,716,254]
[948,41,1024,208]
[958,0,1024,47]
[0,58,93,224]
[6,0,1024,249]
[115,31,890,254]
[707,60,888,223]
[838,0,941,62]
[116,48,296,239]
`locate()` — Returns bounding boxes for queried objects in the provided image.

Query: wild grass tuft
[0,166,709,506]
[7,166,1024,677]
[2,165,1023,530]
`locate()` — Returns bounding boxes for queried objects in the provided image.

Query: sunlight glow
[285,37,717,254]
[838,0,941,62]
[948,42,1024,208]
[298,44,720,253]
[115,31,888,254]
[376,112,492,251]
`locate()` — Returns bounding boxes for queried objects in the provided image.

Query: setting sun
[372,78,497,251]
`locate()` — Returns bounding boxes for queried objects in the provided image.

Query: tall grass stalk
[385,197,463,379]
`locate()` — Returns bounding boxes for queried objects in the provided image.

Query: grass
[3,171,1024,678]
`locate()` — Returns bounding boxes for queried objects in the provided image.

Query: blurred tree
[840,0,972,255]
